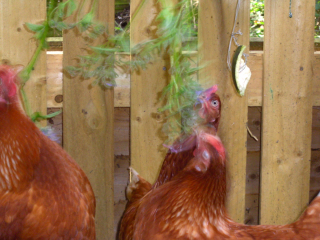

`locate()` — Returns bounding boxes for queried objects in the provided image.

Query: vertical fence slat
[261,1,315,224]
[130,0,169,183]
[0,1,47,124]
[198,0,249,223]
[63,0,114,238]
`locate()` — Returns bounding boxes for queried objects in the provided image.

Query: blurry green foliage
[115,0,130,13]
[315,1,320,38]
[251,0,320,38]
[34,0,201,140]
[47,0,130,37]
[47,0,63,37]
[250,0,264,37]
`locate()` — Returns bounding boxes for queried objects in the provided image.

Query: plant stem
[131,0,147,23]
[20,87,32,117]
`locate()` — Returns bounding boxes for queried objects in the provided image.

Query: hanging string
[227,0,248,72]
[289,0,293,18]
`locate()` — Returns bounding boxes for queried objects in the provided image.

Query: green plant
[315,1,320,38]
[250,0,264,38]
[23,0,105,120]
[67,0,202,143]
[250,0,320,38]
[26,0,202,143]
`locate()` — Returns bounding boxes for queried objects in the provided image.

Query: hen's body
[119,145,195,240]
[119,86,221,240]
[0,66,95,239]
[121,86,320,239]
[129,125,320,239]
[120,82,320,239]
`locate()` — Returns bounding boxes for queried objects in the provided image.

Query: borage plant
[26,0,202,144]
[68,0,203,144]
[23,0,104,120]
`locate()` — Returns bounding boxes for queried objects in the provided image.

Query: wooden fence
[1,0,319,239]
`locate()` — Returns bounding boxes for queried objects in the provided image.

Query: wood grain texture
[198,0,249,223]
[47,52,63,108]
[245,151,260,225]
[313,53,320,106]
[63,0,115,238]
[247,51,263,106]
[130,0,170,183]
[114,155,129,238]
[114,54,131,107]
[114,108,130,156]
[0,0,47,124]
[248,52,320,107]
[312,106,320,150]
[310,150,320,201]
[247,106,261,151]
[47,51,320,108]
[260,1,314,224]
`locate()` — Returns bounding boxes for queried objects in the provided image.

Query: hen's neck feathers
[184,152,227,210]
[159,151,230,238]
[0,102,40,191]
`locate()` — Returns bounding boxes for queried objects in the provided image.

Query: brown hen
[125,120,320,239]
[119,85,221,240]
[121,83,320,239]
[0,65,96,239]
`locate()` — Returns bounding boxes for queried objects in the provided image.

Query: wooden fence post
[0,1,47,123]
[130,0,170,183]
[198,0,249,223]
[63,0,115,238]
[260,1,315,224]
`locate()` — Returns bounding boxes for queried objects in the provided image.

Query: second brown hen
[123,119,320,240]
[119,85,221,240]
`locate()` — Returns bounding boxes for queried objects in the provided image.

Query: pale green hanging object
[227,0,251,96]
[231,45,251,96]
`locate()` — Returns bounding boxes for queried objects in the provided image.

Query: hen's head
[194,85,221,130]
[0,65,18,105]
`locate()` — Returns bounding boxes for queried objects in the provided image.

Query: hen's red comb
[202,85,218,98]
[0,65,18,99]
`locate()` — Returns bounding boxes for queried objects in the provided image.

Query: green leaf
[65,66,81,77]
[66,0,77,17]
[31,110,62,122]
[34,27,45,40]
[56,22,68,31]
[78,11,94,32]
[26,22,44,32]
[91,46,118,53]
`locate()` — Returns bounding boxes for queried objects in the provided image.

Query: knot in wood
[1,59,10,65]
[55,95,63,103]
[151,113,163,122]
[37,77,47,85]
[87,116,102,129]
[296,151,302,157]
[249,173,257,180]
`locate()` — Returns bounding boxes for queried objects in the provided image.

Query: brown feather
[0,66,96,239]
[119,88,222,240]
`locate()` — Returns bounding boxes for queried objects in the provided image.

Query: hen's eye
[211,100,219,107]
